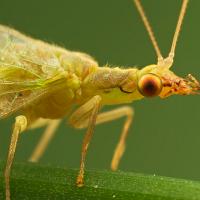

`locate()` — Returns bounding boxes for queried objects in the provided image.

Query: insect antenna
[134,0,163,63]
[167,0,189,68]
[134,0,189,68]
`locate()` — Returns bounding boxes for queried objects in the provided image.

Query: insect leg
[69,95,101,186]
[4,115,27,200]
[109,107,134,171]
[28,119,61,162]
[69,106,134,175]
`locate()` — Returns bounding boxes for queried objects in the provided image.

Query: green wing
[0,25,98,118]
[0,25,66,118]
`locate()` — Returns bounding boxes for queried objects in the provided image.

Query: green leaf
[0,161,200,199]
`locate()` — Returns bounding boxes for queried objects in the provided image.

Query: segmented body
[0,25,142,124]
[0,24,198,126]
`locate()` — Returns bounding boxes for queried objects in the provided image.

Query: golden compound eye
[138,73,163,97]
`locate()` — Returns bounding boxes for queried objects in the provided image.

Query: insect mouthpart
[160,74,200,98]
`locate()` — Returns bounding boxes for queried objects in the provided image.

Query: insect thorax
[23,50,99,120]
[81,66,144,105]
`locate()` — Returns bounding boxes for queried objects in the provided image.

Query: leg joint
[15,115,27,132]
[122,106,134,118]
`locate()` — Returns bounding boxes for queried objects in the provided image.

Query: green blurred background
[0,0,200,181]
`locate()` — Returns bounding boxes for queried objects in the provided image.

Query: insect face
[137,64,200,99]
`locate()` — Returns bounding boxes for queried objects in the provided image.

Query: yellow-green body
[0,25,144,122]
[24,53,144,120]
[0,24,199,125]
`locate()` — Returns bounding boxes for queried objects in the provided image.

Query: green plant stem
[1,161,200,199]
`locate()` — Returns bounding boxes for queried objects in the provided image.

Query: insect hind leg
[28,119,61,162]
[4,115,27,200]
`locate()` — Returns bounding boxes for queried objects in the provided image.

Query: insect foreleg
[4,115,28,200]
[70,106,134,171]
[69,95,102,187]
[28,119,61,162]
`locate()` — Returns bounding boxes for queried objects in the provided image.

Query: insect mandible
[1,0,199,199]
